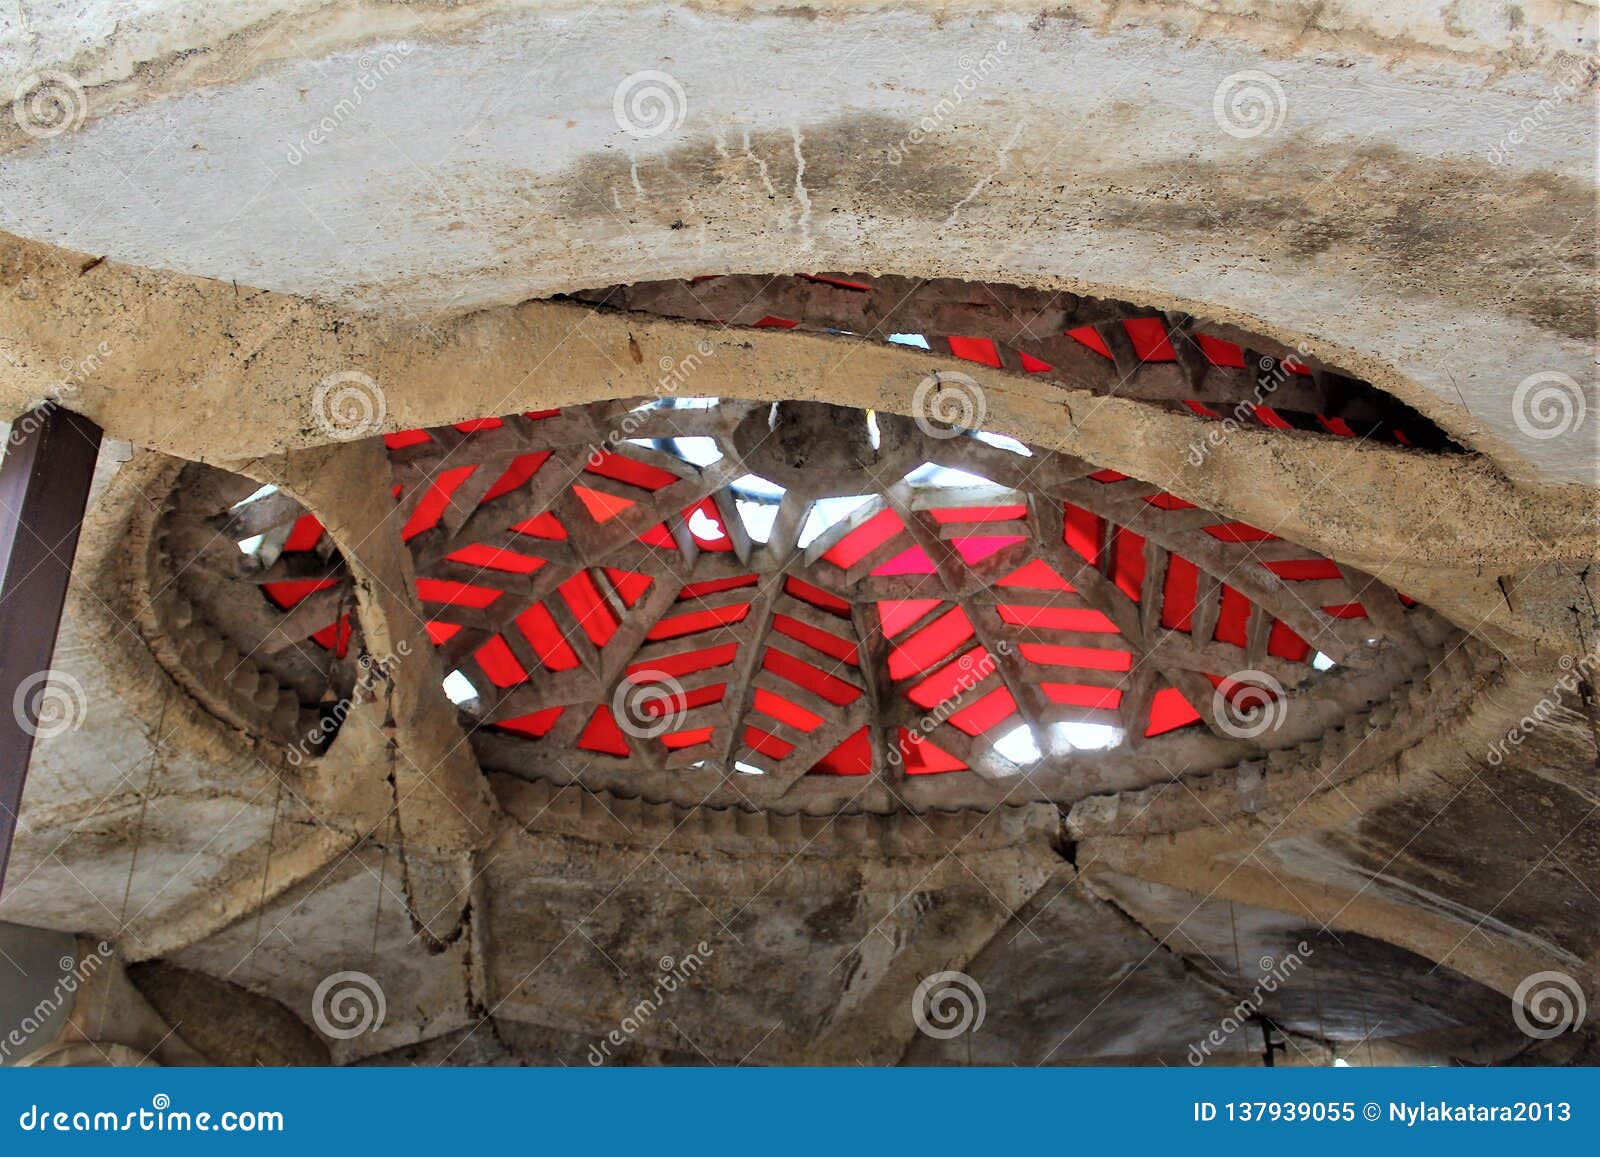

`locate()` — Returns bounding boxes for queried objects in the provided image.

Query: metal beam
[0,405,102,897]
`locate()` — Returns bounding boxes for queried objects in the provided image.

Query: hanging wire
[369,812,393,968]
[118,699,168,932]
[1227,901,1249,1062]
[249,773,285,961]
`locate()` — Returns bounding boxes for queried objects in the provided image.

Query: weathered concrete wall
[0,1,1594,481]
[0,1,1594,1065]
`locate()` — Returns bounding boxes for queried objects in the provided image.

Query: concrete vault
[0,0,1594,1067]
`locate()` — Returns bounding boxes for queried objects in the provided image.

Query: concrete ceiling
[0,1,1595,1067]
[0,0,1594,480]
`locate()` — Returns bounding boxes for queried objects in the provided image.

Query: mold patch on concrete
[1096,138,1597,341]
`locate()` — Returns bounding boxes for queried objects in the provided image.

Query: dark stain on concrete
[555,112,985,231]
[1028,6,1089,34]
[804,892,863,941]
[1093,138,1596,341]
[1336,760,1600,959]
[551,119,1592,341]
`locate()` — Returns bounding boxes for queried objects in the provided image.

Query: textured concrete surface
[0,1,1594,1066]
[0,2,1595,481]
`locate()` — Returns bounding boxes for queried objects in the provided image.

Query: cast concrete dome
[0,0,1593,1067]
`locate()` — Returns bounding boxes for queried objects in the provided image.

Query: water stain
[555,112,987,233]
[1094,138,1596,341]
[412,113,1592,345]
